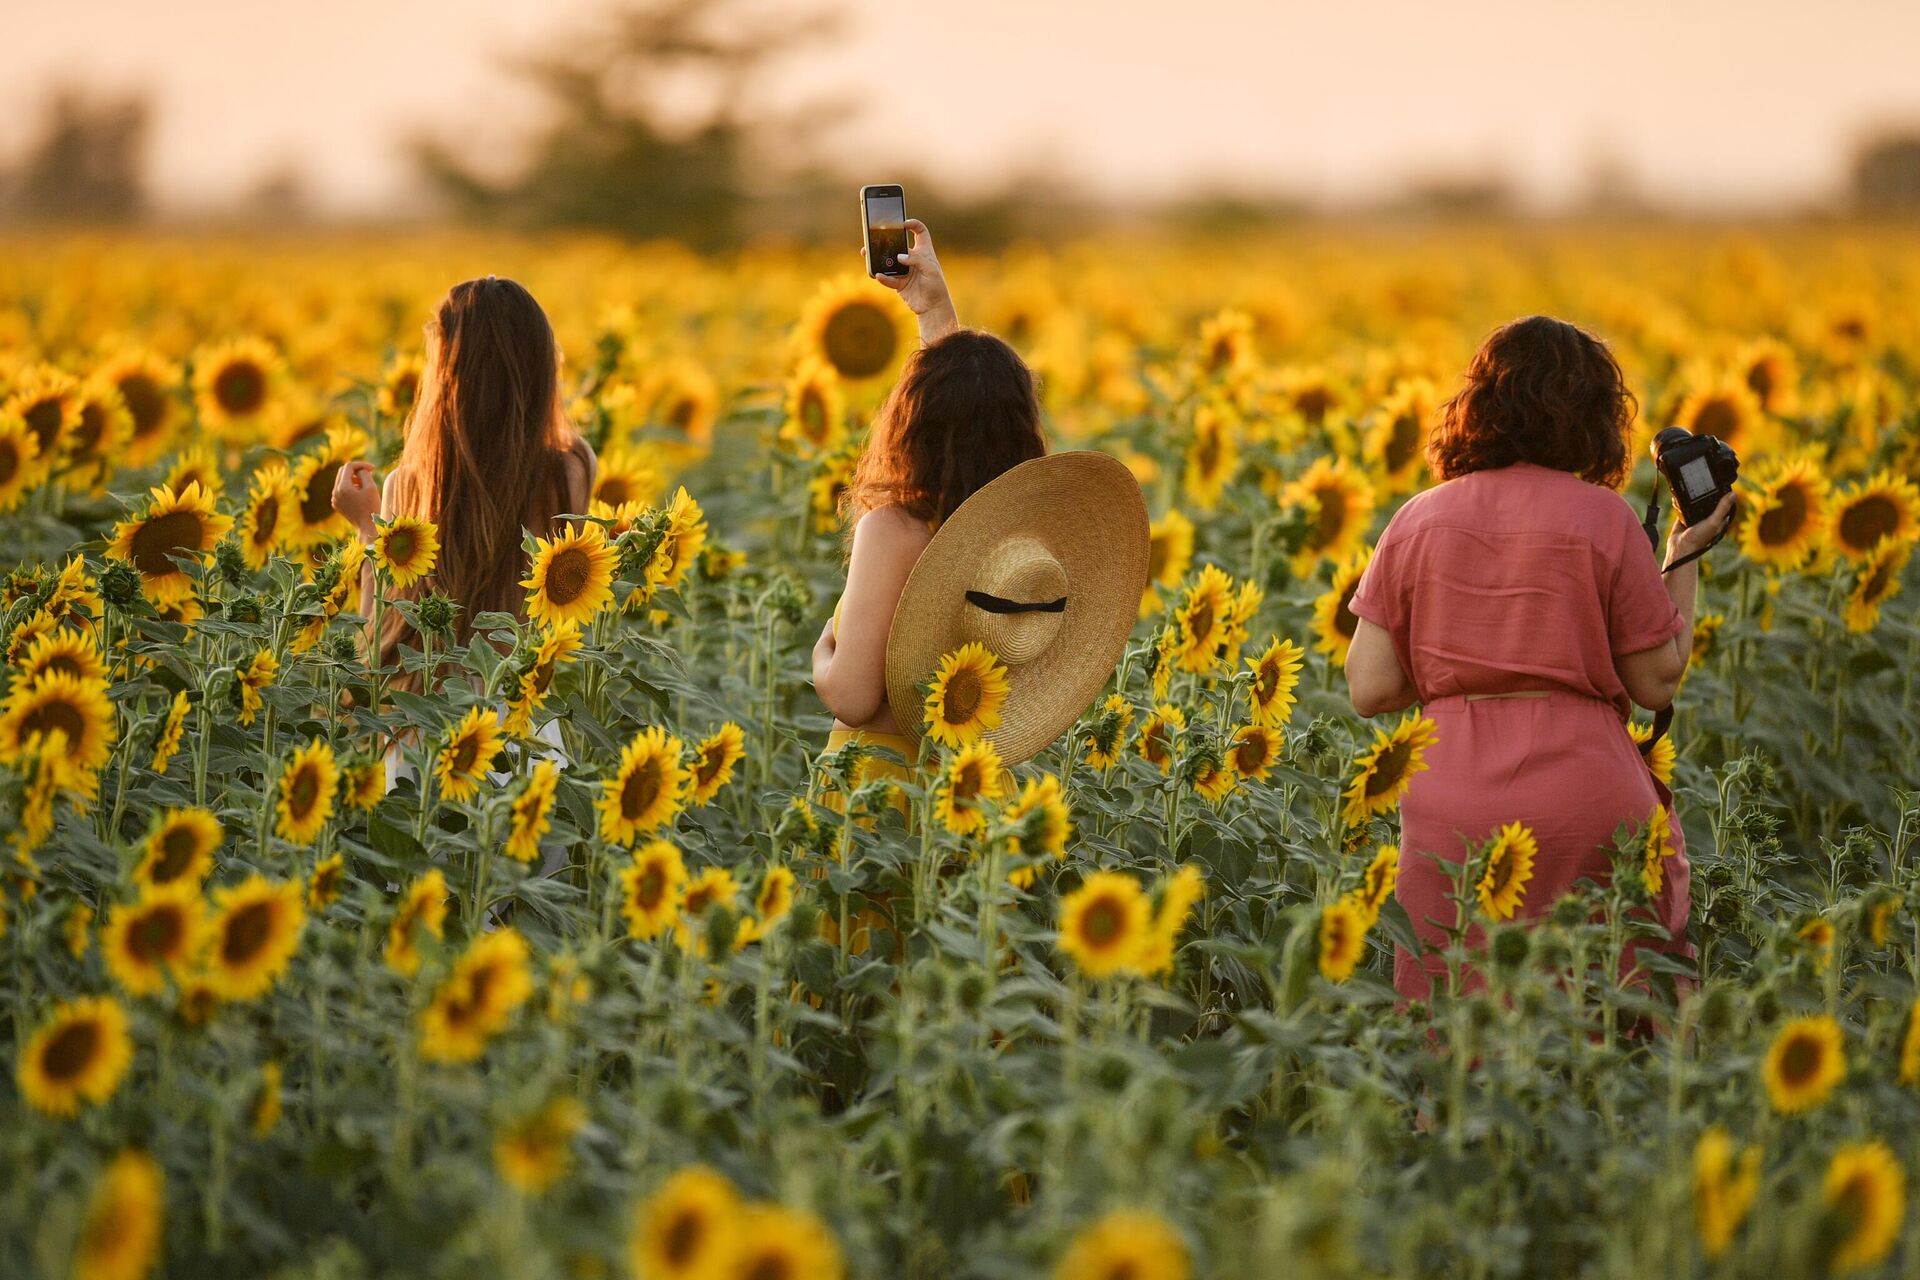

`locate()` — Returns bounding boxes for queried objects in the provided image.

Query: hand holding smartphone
[861,185,910,278]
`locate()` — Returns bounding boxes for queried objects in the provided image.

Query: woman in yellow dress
[810,220,1047,811]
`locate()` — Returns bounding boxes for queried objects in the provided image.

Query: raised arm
[872,219,960,346]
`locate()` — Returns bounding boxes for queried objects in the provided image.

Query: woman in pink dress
[1344,316,1734,1002]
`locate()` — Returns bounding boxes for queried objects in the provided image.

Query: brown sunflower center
[801,387,828,439]
[1335,583,1360,640]
[1778,1034,1822,1087]
[128,509,207,577]
[449,732,481,777]
[1296,386,1333,425]
[1255,663,1279,702]
[1363,741,1414,798]
[1838,496,1898,551]
[942,668,982,724]
[1195,429,1221,476]
[822,302,897,379]
[151,827,201,883]
[23,397,64,453]
[251,494,281,544]
[1745,359,1777,404]
[0,439,20,487]
[40,1018,101,1081]
[22,696,89,746]
[597,475,632,506]
[1757,483,1809,545]
[1386,411,1420,473]
[695,749,724,787]
[296,464,340,526]
[118,374,167,437]
[129,904,185,960]
[545,547,592,607]
[743,1252,793,1280]
[390,372,419,410]
[1311,485,1347,548]
[213,361,267,416]
[635,865,666,911]
[287,763,322,819]
[71,403,107,458]
[685,885,719,918]
[1486,846,1517,898]
[1860,560,1896,606]
[444,962,501,1028]
[1081,897,1124,948]
[951,760,984,801]
[223,901,276,965]
[1207,335,1234,375]
[1187,599,1216,645]
[621,759,664,819]
[663,1208,706,1266]
[668,397,697,432]
[1234,736,1265,773]
[1690,398,1740,442]
[385,528,418,566]
[312,865,340,900]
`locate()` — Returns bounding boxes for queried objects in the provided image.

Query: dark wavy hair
[842,328,1047,527]
[1426,315,1636,490]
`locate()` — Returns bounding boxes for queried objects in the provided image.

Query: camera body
[1651,427,1739,527]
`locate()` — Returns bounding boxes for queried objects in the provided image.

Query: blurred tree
[1851,131,1920,213]
[6,87,151,223]
[411,0,840,249]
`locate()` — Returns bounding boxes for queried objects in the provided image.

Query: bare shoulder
[560,433,597,508]
[380,464,414,512]
[852,504,935,550]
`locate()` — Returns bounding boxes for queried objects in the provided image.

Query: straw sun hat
[885,451,1149,765]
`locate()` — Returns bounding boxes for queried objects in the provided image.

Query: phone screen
[865,191,908,276]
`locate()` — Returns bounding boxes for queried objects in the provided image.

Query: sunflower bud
[97,561,143,610]
[767,570,810,628]
[214,537,249,586]
[1491,925,1530,971]
[416,592,458,639]
[323,631,359,663]
[225,593,264,625]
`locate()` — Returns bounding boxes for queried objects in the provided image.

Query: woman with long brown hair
[331,275,596,687]
[811,221,1048,779]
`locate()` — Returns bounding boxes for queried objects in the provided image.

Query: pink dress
[1348,463,1689,1001]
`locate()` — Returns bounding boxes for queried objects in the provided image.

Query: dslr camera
[1651,427,1739,527]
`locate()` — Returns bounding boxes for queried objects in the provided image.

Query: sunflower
[505,759,561,864]
[434,706,504,804]
[1170,564,1235,674]
[647,359,720,450]
[1366,378,1435,491]
[418,928,534,1063]
[17,628,107,687]
[1286,456,1376,576]
[63,380,132,489]
[1762,1014,1846,1114]
[1057,870,1150,979]
[236,459,296,569]
[630,1166,741,1280]
[674,866,741,951]
[1828,470,1918,561]
[102,885,204,996]
[797,275,907,381]
[1317,898,1369,983]
[1239,636,1306,729]
[203,875,306,1001]
[1642,804,1677,897]
[1137,704,1186,774]
[1475,821,1538,920]
[235,648,277,727]
[1310,552,1370,666]
[65,903,93,959]
[753,865,797,926]
[1796,917,1836,973]
[1738,452,1830,571]
[285,426,367,547]
[1135,864,1206,977]
[646,488,710,597]
[1054,1209,1190,1280]
[0,411,44,512]
[599,726,688,845]
[923,642,1011,748]
[1734,337,1799,415]
[0,670,116,775]
[1348,844,1401,927]
[1082,693,1134,770]
[1627,720,1676,786]
[1141,509,1195,617]
[713,1203,845,1280]
[687,723,746,806]
[1227,723,1282,782]
[275,738,339,845]
[1340,713,1438,827]
[385,868,449,976]
[525,521,618,628]
[135,806,221,889]
[1002,774,1071,888]
[1190,747,1237,802]
[308,853,345,910]
[1672,375,1770,457]
[339,758,385,810]
[619,839,687,940]
[377,352,425,420]
[779,354,846,456]
[1182,400,1239,511]
[3,363,80,464]
[1899,998,1920,1086]
[149,690,189,773]
[809,448,859,534]
[373,514,440,588]
[1821,1141,1906,1275]
[16,995,134,1116]
[936,740,1006,837]
[1692,1127,1760,1261]
[105,481,233,606]
[71,1149,164,1280]
[161,445,223,506]
[1844,539,1910,634]
[591,446,664,510]
[494,1096,585,1195]
[192,337,282,439]
[99,350,182,465]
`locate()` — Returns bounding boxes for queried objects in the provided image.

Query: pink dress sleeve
[1348,519,1410,664]
[1605,506,1687,656]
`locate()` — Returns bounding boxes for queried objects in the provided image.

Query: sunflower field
[1,226,1918,1280]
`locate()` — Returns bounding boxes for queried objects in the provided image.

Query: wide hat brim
[885,451,1149,765]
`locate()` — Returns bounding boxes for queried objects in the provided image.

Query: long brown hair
[380,277,575,664]
[842,328,1046,528]
[1426,315,1636,489]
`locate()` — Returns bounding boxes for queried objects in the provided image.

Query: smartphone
[861,184,909,278]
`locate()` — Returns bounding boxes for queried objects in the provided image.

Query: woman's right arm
[872,219,960,346]
[812,506,933,725]
[1615,492,1735,710]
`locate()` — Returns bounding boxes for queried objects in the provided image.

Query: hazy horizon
[5,0,1919,217]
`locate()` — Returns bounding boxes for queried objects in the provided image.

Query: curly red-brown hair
[842,328,1047,528]
[1426,315,1637,490]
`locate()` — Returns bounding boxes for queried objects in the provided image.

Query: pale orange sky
[5,0,1918,214]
